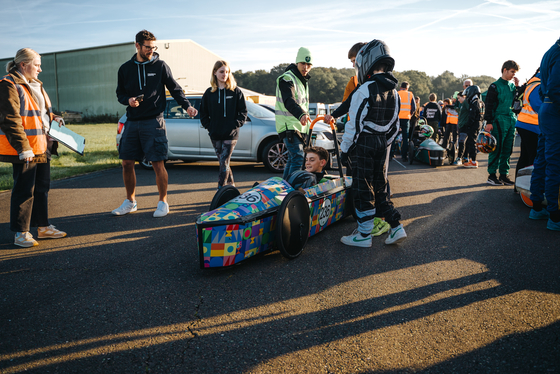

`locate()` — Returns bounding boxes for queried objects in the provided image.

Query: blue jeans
[282,136,304,180]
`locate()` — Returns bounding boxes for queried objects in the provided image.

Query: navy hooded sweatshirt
[116,52,191,121]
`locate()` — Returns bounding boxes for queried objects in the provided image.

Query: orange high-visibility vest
[517,77,540,125]
[0,74,47,156]
[398,90,413,119]
[445,107,458,124]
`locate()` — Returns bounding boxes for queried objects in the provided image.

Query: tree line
[234,64,497,105]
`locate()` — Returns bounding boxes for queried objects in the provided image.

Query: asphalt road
[1,145,559,374]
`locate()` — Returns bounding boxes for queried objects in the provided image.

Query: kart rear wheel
[209,185,240,211]
[276,191,310,259]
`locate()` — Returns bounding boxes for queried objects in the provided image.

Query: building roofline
[0,39,213,59]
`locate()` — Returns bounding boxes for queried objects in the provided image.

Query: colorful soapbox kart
[195,116,354,269]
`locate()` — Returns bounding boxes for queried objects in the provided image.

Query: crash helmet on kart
[476,131,497,153]
[286,170,317,190]
[419,124,434,138]
[355,39,395,85]
[464,85,481,100]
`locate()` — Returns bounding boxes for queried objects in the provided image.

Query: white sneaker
[341,229,372,248]
[15,232,39,248]
[385,224,407,245]
[112,199,137,216]
[153,201,169,218]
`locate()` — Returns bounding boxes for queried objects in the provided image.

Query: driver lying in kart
[285,146,331,190]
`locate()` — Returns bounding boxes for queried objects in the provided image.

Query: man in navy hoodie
[113,30,197,218]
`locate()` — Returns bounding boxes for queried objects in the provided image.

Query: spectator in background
[484,60,520,186]
[529,38,560,231]
[396,82,416,161]
[114,30,197,218]
[0,48,67,247]
[423,93,442,140]
[275,47,312,180]
[514,69,542,185]
[200,60,247,190]
[441,98,459,150]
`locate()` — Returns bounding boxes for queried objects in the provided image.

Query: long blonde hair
[6,48,40,73]
[210,60,237,93]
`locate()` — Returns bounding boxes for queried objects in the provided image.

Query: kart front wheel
[209,185,240,211]
[276,191,310,259]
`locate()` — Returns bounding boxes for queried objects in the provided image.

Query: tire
[408,141,414,165]
[262,140,287,173]
[276,191,310,259]
[139,157,166,170]
[209,185,240,211]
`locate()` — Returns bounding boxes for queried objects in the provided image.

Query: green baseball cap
[296,47,313,65]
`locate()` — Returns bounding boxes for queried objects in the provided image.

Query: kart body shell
[195,115,353,269]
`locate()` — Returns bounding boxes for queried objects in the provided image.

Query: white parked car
[117,96,336,172]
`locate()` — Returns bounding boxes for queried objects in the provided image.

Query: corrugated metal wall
[0,40,221,118]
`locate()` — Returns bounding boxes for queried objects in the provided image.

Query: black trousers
[515,127,539,177]
[10,160,50,232]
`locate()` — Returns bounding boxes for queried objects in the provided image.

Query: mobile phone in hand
[136,94,144,102]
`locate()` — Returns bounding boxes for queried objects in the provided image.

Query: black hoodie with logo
[200,86,247,140]
[116,53,192,121]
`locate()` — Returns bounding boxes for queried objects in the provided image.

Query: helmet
[419,124,434,138]
[464,85,481,100]
[477,131,497,153]
[355,39,394,85]
[286,170,316,190]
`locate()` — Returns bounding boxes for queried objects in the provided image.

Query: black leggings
[515,127,539,177]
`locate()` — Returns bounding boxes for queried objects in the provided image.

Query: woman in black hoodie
[200,60,247,189]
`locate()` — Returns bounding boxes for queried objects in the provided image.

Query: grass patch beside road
[0,123,120,191]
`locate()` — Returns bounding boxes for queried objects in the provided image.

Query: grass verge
[0,123,120,191]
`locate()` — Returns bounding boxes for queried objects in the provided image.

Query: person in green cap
[275,47,312,180]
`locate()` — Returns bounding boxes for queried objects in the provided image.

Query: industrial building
[0,40,223,119]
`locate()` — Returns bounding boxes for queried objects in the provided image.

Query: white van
[308,103,327,120]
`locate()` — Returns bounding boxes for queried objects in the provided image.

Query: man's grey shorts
[118,117,168,162]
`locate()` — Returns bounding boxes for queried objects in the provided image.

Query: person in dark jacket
[423,93,442,140]
[200,60,247,189]
[529,37,560,231]
[275,48,312,180]
[113,30,197,218]
[339,39,406,247]
[459,85,485,168]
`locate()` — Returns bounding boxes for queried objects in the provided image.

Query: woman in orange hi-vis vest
[0,48,67,248]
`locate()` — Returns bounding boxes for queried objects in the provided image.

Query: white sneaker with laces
[341,229,372,248]
[15,232,39,248]
[153,201,169,218]
[112,199,137,216]
[385,224,407,245]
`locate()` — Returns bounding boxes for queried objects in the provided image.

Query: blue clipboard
[48,121,86,155]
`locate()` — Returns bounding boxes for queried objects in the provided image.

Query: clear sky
[3,0,559,83]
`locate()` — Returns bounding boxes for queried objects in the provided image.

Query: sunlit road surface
[1,147,559,373]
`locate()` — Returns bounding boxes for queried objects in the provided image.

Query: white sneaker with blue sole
[385,224,407,245]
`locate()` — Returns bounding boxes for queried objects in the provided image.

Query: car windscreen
[246,101,275,119]
[165,98,201,119]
